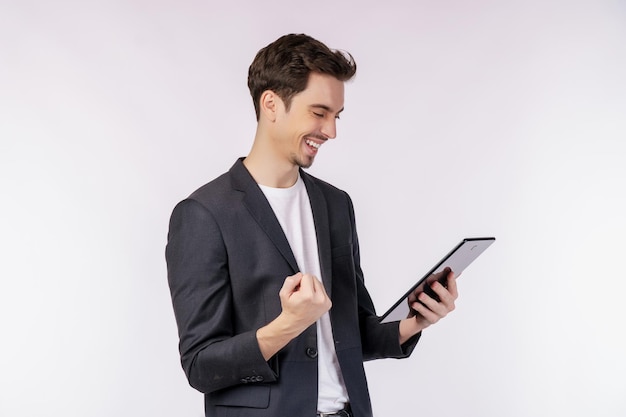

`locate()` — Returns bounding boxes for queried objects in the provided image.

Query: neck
[244,133,300,188]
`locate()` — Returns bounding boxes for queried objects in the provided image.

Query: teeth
[306,139,321,149]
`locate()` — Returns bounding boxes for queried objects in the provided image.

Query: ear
[259,90,282,122]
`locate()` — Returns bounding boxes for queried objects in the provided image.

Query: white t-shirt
[259,175,349,413]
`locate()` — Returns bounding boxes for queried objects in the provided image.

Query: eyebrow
[310,104,344,115]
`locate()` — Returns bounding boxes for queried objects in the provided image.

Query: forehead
[293,72,345,112]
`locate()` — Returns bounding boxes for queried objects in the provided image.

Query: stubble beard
[290,152,314,169]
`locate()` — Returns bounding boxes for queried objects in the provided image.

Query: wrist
[398,317,425,345]
[256,313,303,360]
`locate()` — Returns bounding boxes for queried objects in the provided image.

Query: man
[166,34,457,417]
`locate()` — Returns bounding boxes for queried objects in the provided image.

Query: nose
[321,118,337,139]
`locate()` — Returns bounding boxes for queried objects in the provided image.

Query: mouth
[304,139,322,151]
[298,137,325,167]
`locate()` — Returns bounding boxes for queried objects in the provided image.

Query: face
[272,72,345,169]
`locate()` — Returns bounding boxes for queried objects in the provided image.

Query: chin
[291,154,315,169]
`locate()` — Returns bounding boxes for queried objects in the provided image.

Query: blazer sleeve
[347,195,421,360]
[166,198,278,393]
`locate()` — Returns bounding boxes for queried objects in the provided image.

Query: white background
[1,1,625,416]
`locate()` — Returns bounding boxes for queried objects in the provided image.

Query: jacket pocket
[210,384,270,408]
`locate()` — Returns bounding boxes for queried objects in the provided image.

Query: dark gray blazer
[166,159,419,417]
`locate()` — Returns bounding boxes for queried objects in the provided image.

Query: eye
[313,112,324,118]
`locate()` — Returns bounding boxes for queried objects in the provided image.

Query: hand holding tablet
[380,237,495,323]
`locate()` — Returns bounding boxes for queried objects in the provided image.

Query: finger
[311,275,328,295]
[431,271,458,303]
[431,280,456,305]
[307,275,327,304]
[297,273,319,297]
[433,288,456,314]
[280,273,303,296]
[312,277,332,307]
[446,271,458,299]
[410,301,441,325]
[418,291,450,317]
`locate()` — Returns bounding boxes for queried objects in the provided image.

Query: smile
[305,139,321,149]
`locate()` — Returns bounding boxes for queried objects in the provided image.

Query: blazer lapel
[229,159,300,274]
[301,170,333,298]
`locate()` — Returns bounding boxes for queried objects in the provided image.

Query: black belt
[317,405,352,417]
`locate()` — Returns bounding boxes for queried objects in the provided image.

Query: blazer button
[305,347,318,359]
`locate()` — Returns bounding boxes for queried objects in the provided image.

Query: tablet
[379,237,495,323]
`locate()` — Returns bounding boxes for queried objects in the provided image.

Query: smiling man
[166,34,458,417]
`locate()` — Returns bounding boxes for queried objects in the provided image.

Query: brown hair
[247,34,357,120]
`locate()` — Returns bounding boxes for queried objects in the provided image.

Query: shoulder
[184,158,249,210]
[188,171,233,206]
[300,170,359,224]
[167,172,233,229]
[301,170,351,201]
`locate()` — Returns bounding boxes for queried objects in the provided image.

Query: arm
[343,194,420,359]
[256,272,332,360]
[167,199,333,391]
[345,193,457,354]
[166,199,278,393]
